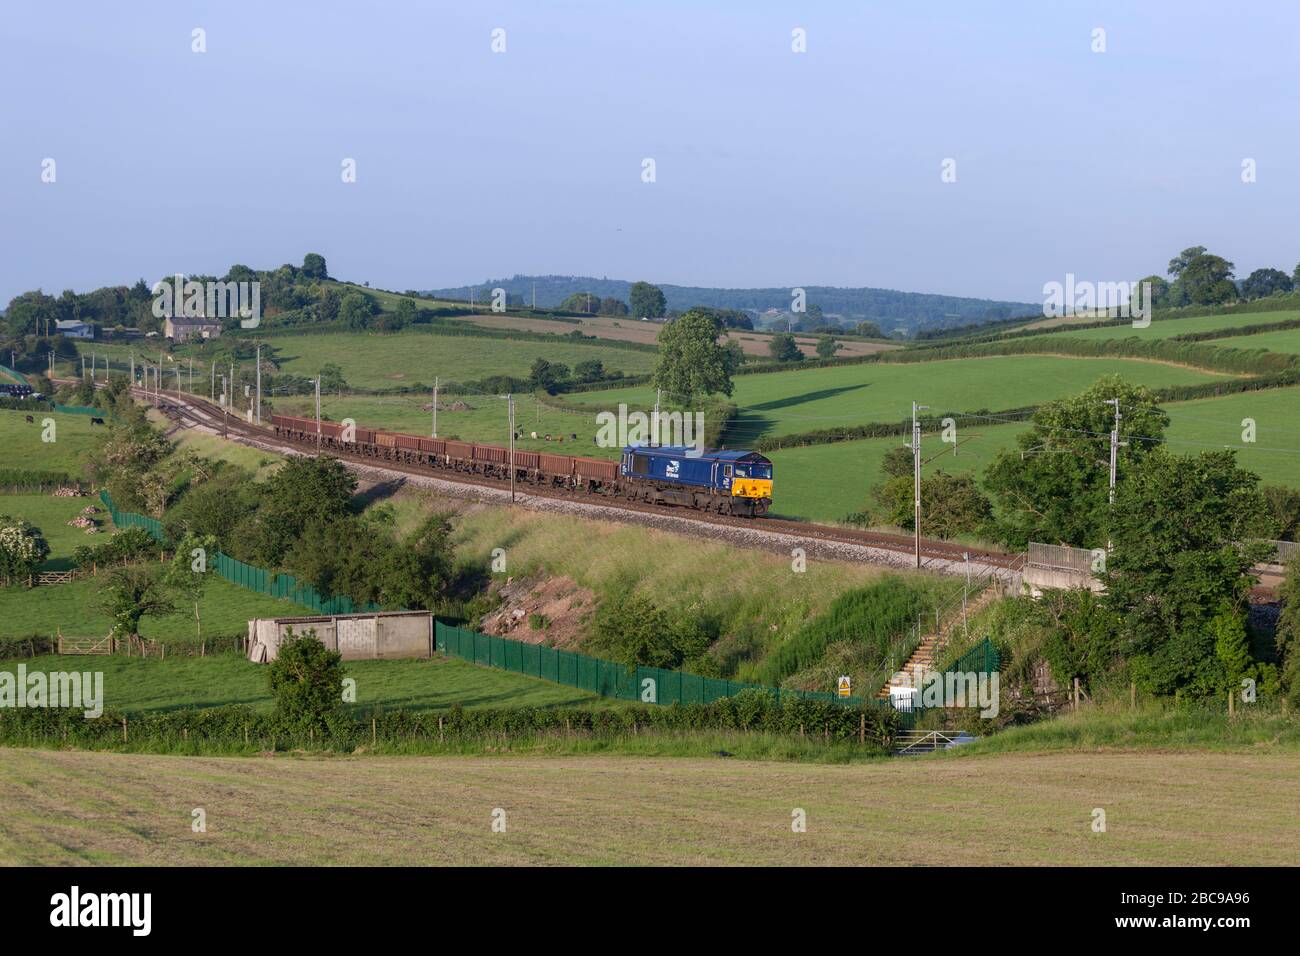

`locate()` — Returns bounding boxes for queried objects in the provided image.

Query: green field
[271,391,611,458]
[0,653,606,713]
[1055,309,1300,342]
[1209,327,1300,355]
[259,329,656,390]
[575,355,1223,445]
[0,494,107,570]
[0,409,104,473]
[1,748,1294,864]
[0,573,306,642]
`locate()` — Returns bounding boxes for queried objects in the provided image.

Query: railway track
[81,380,1025,575]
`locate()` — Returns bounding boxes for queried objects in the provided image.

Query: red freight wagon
[574,457,618,481]
[444,440,473,462]
[473,444,508,465]
[538,453,574,477]
[375,432,399,448]
[395,433,423,451]
[513,450,540,470]
[418,437,446,455]
[354,427,376,445]
[317,420,343,439]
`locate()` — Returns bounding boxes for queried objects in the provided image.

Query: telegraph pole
[431,376,438,438]
[911,401,929,568]
[315,376,322,453]
[652,388,661,447]
[210,362,215,401]
[507,393,516,502]
[220,375,228,437]
[130,352,134,384]
[254,344,261,425]
[1104,398,1121,505]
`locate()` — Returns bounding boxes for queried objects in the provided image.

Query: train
[268,414,774,517]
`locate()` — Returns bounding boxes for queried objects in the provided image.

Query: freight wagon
[267,414,772,516]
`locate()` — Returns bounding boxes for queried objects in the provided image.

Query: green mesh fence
[950,637,1000,675]
[98,490,380,615]
[434,620,869,709]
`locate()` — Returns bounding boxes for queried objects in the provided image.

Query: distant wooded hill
[424,275,1040,336]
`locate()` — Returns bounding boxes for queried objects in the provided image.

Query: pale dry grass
[1,749,1294,865]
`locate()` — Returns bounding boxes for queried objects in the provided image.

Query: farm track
[91,382,1025,578]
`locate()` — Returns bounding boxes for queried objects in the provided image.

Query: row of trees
[1135,245,1300,308]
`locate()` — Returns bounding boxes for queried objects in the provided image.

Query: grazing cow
[25,415,34,424]
[90,417,105,426]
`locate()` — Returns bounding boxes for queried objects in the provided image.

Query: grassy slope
[1054,308,1300,341]
[1211,327,1300,354]
[0,653,606,713]
[0,494,106,570]
[0,409,104,473]
[575,355,1221,444]
[259,329,657,389]
[1,749,1294,864]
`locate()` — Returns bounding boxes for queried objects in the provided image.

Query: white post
[255,344,261,425]
[432,376,438,438]
[315,376,321,452]
[508,393,516,502]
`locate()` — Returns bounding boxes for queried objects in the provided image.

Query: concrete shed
[247,610,433,663]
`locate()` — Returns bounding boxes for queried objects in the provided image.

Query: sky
[2,0,1298,305]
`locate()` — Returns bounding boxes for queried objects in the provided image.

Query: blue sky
[2,0,1297,304]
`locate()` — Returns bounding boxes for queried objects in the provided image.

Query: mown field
[1,749,1294,865]
[258,329,657,390]
[575,355,1223,444]
[0,653,606,713]
[0,409,104,473]
[1054,309,1300,342]
[1210,327,1300,355]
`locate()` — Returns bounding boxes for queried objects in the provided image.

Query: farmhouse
[55,319,93,339]
[164,316,222,342]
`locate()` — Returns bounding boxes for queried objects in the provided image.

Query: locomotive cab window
[733,465,747,478]
[631,454,652,475]
[723,465,733,477]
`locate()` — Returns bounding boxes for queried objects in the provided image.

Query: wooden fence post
[121,716,127,742]
[371,716,376,745]
[1130,681,1136,711]
[1228,689,1235,718]
[859,713,865,745]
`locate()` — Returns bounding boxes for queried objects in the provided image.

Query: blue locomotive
[620,445,773,516]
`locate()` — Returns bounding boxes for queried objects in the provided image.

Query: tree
[301,253,328,280]
[98,564,175,641]
[573,359,605,382]
[628,282,666,320]
[528,358,570,392]
[0,515,49,585]
[1168,248,1236,306]
[267,630,345,732]
[652,308,735,404]
[854,321,885,338]
[872,471,993,539]
[1105,450,1274,696]
[1132,275,1170,309]
[1241,268,1293,299]
[768,332,804,363]
[559,292,600,313]
[984,376,1169,548]
[245,457,357,565]
[815,334,841,360]
[377,297,417,332]
[1277,558,1300,706]
[163,533,218,646]
[598,297,629,316]
[339,291,376,331]
[1261,485,1300,541]
[591,593,712,671]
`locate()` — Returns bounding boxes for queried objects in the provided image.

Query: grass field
[0,409,104,474]
[1055,309,1300,342]
[0,493,106,570]
[575,355,1223,444]
[271,390,610,458]
[0,573,306,641]
[0,653,607,713]
[1209,327,1300,355]
[1,748,1294,864]
[259,328,657,390]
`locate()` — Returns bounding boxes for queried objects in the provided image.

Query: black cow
[90,417,105,426]
[25,415,34,424]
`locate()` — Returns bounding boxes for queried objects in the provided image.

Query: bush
[267,629,345,732]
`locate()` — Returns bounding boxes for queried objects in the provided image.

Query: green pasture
[270,391,611,459]
[0,653,608,713]
[1055,309,1300,342]
[0,494,107,570]
[576,355,1222,444]
[1208,327,1300,355]
[258,329,656,390]
[0,409,103,473]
